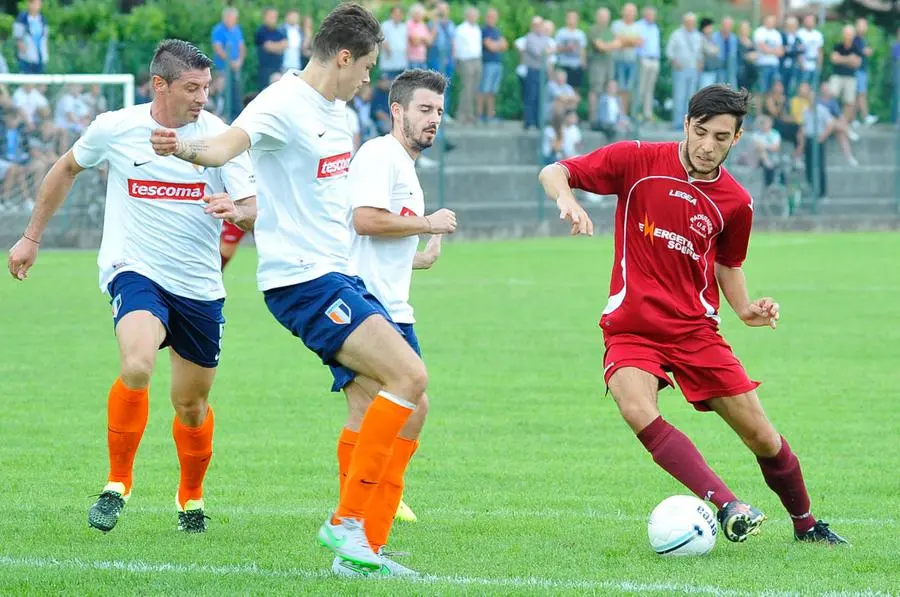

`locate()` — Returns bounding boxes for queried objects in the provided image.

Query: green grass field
[1,233,898,596]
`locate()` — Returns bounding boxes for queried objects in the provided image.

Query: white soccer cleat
[376,548,419,577]
[330,549,420,578]
[317,516,381,570]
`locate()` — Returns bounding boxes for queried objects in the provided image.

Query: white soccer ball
[647,495,718,556]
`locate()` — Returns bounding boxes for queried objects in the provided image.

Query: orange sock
[173,406,214,508]
[334,392,414,522]
[366,437,418,551]
[107,377,149,494]
[337,427,359,497]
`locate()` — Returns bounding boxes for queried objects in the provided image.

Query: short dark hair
[149,39,213,84]
[687,84,751,131]
[388,69,449,108]
[312,2,384,60]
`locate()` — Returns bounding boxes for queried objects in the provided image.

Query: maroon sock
[757,436,816,533]
[637,417,737,509]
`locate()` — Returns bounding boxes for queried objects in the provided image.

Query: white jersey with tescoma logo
[233,73,355,291]
[72,103,256,301]
[348,134,424,324]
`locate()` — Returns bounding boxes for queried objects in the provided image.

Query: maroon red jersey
[560,141,753,341]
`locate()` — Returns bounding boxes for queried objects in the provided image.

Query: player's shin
[173,405,214,508]
[365,436,419,551]
[757,436,816,533]
[337,427,359,496]
[107,377,150,494]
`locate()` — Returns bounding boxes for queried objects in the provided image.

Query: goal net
[0,73,134,248]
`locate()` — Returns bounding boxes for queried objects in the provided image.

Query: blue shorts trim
[263,273,394,367]
[329,323,421,393]
[108,271,225,368]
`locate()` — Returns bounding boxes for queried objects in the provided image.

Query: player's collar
[677,142,722,184]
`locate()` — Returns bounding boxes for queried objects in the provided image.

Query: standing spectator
[698,18,721,90]
[753,14,783,93]
[853,18,878,126]
[829,25,862,126]
[255,7,287,90]
[713,17,738,89]
[407,4,433,69]
[380,5,409,79]
[428,1,456,112]
[737,20,758,92]
[612,3,643,115]
[454,6,483,125]
[588,8,619,125]
[780,16,802,96]
[300,15,314,68]
[522,16,553,130]
[666,13,702,129]
[796,14,824,87]
[13,0,48,74]
[282,10,303,72]
[892,27,900,124]
[635,6,661,121]
[555,11,587,90]
[478,7,507,123]
[211,7,246,121]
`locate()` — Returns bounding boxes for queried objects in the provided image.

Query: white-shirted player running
[7,40,257,534]
[150,4,431,572]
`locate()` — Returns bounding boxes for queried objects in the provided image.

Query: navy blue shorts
[264,273,396,367]
[329,323,421,392]
[108,272,225,368]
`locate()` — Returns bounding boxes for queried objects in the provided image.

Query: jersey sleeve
[558,140,641,196]
[716,201,753,268]
[71,111,115,168]
[232,88,289,152]
[348,141,393,211]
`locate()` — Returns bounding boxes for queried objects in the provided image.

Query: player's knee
[415,393,429,419]
[743,425,781,458]
[614,396,659,434]
[173,399,208,427]
[401,363,429,403]
[120,354,155,388]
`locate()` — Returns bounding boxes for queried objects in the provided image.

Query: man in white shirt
[11,83,49,129]
[753,14,783,93]
[380,4,408,78]
[282,9,303,71]
[54,83,91,135]
[454,6,483,124]
[150,4,430,574]
[8,40,257,535]
[796,14,824,86]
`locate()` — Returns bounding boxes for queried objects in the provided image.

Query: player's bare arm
[203,193,257,232]
[715,263,780,329]
[412,234,443,270]
[8,150,85,281]
[150,126,250,168]
[538,163,594,236]
[353,207,456,237]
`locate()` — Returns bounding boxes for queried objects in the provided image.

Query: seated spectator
[560,109,582,158]
[12,83,50,131]
[55,84,91,136]
[762,80,800,160]
[541,107,566,164]
[751,115,783,188]
[81,85,108,118]
[593,79,630,140]
[546,68,579,120]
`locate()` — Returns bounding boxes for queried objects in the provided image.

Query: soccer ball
[647,495,718,556]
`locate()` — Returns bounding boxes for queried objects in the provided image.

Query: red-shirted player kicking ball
[539,85,847,545]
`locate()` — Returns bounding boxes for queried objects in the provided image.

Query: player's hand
[7,236,40,281]
[741,297,780,329]
[203,193,238,221]
[557,194,593,236]
[151,128,179,156]
[425,208,457,234]
[424,233,442,260]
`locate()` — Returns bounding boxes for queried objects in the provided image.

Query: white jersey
[233,73,355,291]
[73,103,256,300]
[347,135,424,324]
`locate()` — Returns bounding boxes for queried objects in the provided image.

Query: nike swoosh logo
[324,525,348,548]
[134,160,151,167]
[318,130,326,137]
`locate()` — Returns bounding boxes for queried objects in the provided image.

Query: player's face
[397,88,444,152]
[683,114,742,178]
[338,49,378,101]
[165,69,212,125]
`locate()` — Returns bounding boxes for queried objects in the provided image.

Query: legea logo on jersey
[638,214,700,261]
[325,298,352,325]
[668,188,697,205]
[127,179,206,201]
[317,152,352,179]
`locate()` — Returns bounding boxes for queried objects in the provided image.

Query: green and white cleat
[88,482,130,533]
[317,516,381,570]
[330,548,419,578]
[376,548,419,577]
[177,497,209,533]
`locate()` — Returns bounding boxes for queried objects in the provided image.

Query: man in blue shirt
[255,7,287,90]
[852,18,877,126]
[13,0,49,74]
[211,6,246,121]
[479,7,507,123]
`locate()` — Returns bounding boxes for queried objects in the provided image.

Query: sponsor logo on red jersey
[317,152,352,179]
[399,206,418,217]
[638,214,700,261]
[689,214,715,239]
[127,179,205,201]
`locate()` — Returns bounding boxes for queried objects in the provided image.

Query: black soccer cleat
[717,501,767,542]
[177,507,210,533]
[88,490,127,533]
[795,520,849,545]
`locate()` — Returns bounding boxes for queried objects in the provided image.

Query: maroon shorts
[602,331,760,411]
[221,221,246,244]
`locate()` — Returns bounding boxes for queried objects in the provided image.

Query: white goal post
[0,73,135,108]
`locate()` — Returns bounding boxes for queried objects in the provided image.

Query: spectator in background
[13,0,48,74]
[612,3,642,115]
[698,17,721,90]
[751,115,783,188]
[428,1,456,115]
[352,83,377,142]
[11,83,49,131]
[588,8,618,126]
[205,72,226,118]
[666,12,702,129]
[818,81,859,165]
[802,89,834,197]
[594,79,629,140]
[830,25,862,126]
[54,84,90,136]
[753,14,783,94]
[371,73,393,135]
[81,84,107,118]
[737,20,758,92]
[762,80,801,162]
[454,6,483,125]
[713,17,738,89]
[796,14,824,87]
[853,18,878,126]
[134,72,152,104]
[522,16,553,130]
[542,107,565,164]
[478,7,507,124]
[407,4,433,69]
[381,5,409,79]
[636,6,661,121]
[300,15,314,68]
[893,27,900,124]
[211,6,245,121]
[255,7,287,90]
[560,110,582,158]
[780,16,801,96]
[541,19,559,70]
[282,10,303,72]
[0,37,10,74]
[555,11,587,90]
[546,68,579,121]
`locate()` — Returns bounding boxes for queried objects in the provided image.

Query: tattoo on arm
[175,139,209,162]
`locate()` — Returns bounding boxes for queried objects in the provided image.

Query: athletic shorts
[329,323,421,392]
[263,273,397,367]
[602,331,760,411]
[221,220,247,244]
[107,271,225,368]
